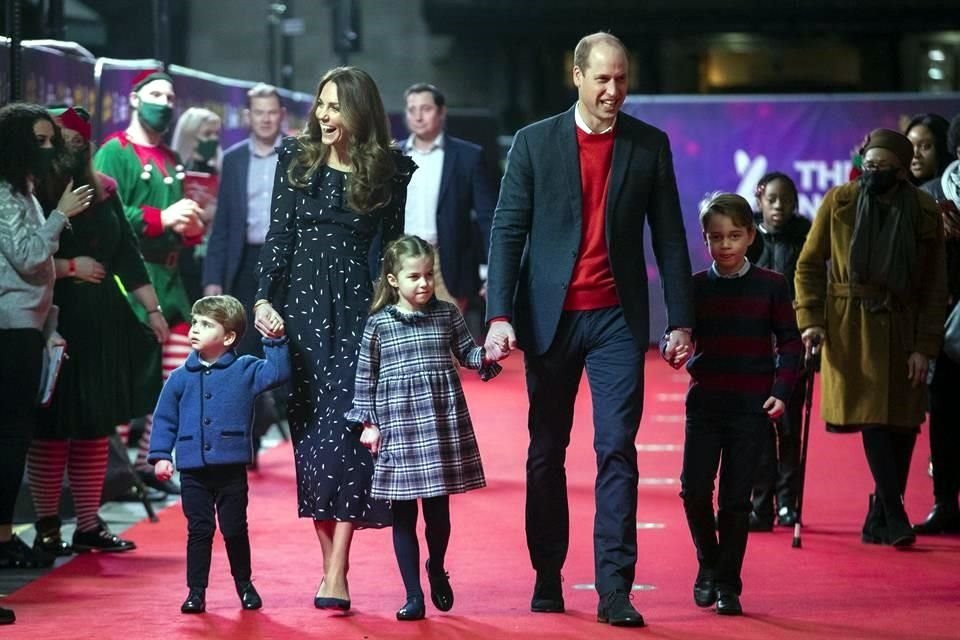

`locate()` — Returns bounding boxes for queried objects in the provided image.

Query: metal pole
[46,0,66,40]
[281,0,294,89]
[267,2,280,86]
[6,0,23,101]
[152,0,170,65]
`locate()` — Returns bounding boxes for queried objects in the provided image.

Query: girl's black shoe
[396,595,426,621]
[426,559,454,611]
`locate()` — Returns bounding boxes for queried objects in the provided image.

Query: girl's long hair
[0,103,62,196]
[287,67,396,213]
[370,235,436,314]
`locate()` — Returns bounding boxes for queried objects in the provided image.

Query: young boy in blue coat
[149,295,290,614]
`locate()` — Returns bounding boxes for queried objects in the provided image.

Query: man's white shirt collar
[404,132,445,153]
[575,103,616,135]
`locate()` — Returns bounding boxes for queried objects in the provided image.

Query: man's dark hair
[403,83,445,109]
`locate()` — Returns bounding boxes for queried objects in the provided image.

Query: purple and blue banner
[622,93,960,340]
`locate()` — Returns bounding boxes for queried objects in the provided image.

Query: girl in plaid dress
[346,235,500,621]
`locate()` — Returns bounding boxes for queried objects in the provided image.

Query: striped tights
[27,438,109,533]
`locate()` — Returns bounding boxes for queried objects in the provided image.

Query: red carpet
[4,352,960,639]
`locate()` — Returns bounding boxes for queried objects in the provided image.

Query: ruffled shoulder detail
[391,148,417,186]
[277,135,303,165]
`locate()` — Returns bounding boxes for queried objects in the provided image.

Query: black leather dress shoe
[693,576,717,607]
[913,503,960,535]
[0,606,15,625]
[426,559,453,611]
[396,595,426,621]
[716,591,742,616]
[71,526,136,553]
[236,580,262,610]
[33,516,73,557]
[181,588,206,614]
[0,535,54,569]
[597,591,644,627]
[531,572,564,613]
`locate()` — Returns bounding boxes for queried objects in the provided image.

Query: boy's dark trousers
[680,411,767,594]
[752,369,805,519]
[180,464,251,589]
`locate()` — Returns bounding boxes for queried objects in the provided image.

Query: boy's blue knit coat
[148,337,290,470]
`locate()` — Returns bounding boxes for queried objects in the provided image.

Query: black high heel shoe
[396,595,425,621]
[426,559,453,611]
[313,580,350,611]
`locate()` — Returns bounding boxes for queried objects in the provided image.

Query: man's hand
[763,396,786,419]
[154,460,174,481]
[360,423,381,454]
[484,320,517,361]
[147,311,170,344]
[203,284,223,296]
[907,352,929,387]
[801,327,825,361]
[161,198,204,235]
[663,329,693,369]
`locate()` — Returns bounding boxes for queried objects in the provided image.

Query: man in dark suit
[485,32,695,627]
[203,83,285,356]
[400,83,495,309]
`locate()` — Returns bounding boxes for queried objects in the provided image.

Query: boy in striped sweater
[661,192,802,616]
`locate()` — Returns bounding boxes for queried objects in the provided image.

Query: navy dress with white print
[256,137,414,525]
[346,300,500,501]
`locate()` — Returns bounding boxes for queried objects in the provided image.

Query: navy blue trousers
[523,306,645,596]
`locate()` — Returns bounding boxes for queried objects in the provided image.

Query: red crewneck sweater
[564,126,619,310]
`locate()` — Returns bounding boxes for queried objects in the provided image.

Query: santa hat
[47,104,92,142]
[131,68,173,93]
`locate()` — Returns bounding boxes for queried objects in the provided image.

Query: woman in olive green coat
[794,129,946,548]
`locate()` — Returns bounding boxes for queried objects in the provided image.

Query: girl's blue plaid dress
[346,300,499,500]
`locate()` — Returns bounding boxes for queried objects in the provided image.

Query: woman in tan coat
[794,128,946,547]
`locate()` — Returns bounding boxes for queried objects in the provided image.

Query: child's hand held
[155,460,174,481]
[763,396,785,419]
[360,423,381,454]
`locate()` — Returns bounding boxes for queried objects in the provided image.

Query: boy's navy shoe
[396,595,425,621]
[716,590,742,615]
[597,591,644,627]
[236,580,262,610]
[530,572,564,613]
[181,588,206,614]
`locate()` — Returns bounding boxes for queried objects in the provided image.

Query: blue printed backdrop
[622,94,960,340]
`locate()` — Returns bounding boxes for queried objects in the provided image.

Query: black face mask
[861,168,901,195]
[58,146,90,185]
[33,147,57,178]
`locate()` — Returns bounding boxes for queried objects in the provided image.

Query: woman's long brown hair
[287,67,396,213]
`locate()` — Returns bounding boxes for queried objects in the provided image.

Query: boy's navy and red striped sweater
[664,264,803,415]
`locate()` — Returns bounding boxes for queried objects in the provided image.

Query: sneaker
[0,535,54,569]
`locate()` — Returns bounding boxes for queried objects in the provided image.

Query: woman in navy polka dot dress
[253,67,415,609]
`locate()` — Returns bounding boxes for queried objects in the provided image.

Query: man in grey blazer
[485,32,695,627]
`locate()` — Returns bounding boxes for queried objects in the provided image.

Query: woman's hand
[801,326,825,360]
[907,352,929,387]
[360,423,381,454]
[70,256,106,284]
[147,310,170,344]
[254,301,285,338]
[57,180,95,217]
